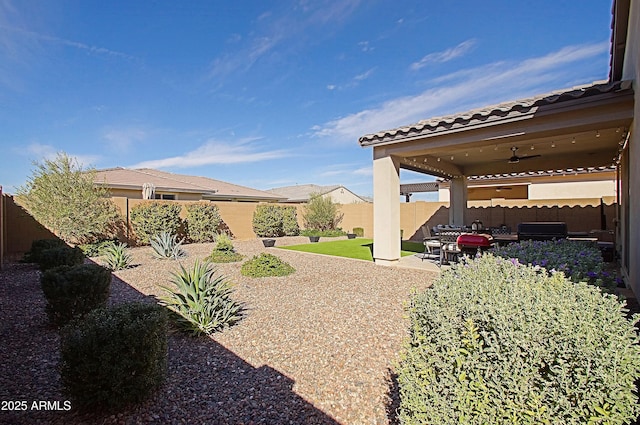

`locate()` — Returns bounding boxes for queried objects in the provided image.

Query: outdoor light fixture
[572,137,576,144]
[551,142,556,148]
[596,130,600,137]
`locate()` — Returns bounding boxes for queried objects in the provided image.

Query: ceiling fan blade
[518,154,541,161]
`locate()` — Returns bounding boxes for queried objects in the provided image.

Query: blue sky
[0,0,612,199]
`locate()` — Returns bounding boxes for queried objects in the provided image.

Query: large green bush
[16,153,123,245]
[241,253,295,277]
[185,202,222,243]
[160,260,242,335]
[397,254,640,425]
[252,205,300,237]
[36,245,85,271]
[281,206,300,236]
[302,193,343,231]
[41,263,111,326]
[492,239,615,290]
[252,204,284,237]
[23,238,67,263]
[130,201,183,245]
[60,302,168,411]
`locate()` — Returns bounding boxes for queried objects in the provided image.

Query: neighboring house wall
[108,188,202,201]
[621,0,639,294]
[324,188,365,204]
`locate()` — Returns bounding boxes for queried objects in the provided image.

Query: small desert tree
[17,152,122,245]
[302,193,343,231]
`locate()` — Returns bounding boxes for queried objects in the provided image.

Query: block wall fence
[1,194,617,257]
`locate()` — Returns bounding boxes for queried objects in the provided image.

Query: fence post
[1,186,4,270]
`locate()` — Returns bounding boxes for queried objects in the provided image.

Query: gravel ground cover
[0,237,436,425]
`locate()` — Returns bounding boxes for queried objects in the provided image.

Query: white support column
[372,148,401,266]
[449,176,468,226]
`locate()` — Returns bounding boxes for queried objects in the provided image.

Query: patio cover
[359,80,634,265]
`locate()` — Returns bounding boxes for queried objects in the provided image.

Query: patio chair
[438,230,462,266]
[421,226,440,260]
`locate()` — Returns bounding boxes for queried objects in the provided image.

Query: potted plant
[347,229,357,239]
[302,229,322,242]
[262,239,276,247]
[308,234,320,243]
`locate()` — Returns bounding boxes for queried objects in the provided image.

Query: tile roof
[359,80,632,146]
[93,168,285,201]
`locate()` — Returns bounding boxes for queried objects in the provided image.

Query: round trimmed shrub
[397,254,640,425]
[23,238,66,263]
[252,205,284,237]
[36,245,85,271]
[241,253,295,277]
[185,202,223,243]
[130,201,183,245]
[60,302,168,411]
[41,263,111,326]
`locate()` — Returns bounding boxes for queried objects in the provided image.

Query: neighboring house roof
[267,184,366,203]
[359,80,632,147]
[93,167,286,202]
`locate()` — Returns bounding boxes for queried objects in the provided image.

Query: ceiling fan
[508,146,541,163]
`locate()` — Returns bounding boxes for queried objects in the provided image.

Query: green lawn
[279,238,424,261]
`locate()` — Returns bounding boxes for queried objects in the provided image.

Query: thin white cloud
[0,23,134,60]
[410,39,476,71]
[326,67,375,91]
[129,139,290,169]
[354,68,375,81]
[313,42,609,143]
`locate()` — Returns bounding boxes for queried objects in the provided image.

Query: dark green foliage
[37,245,85,271]
[397,254,640,425]
[252,205,300,237]
[241,253,295,277]
[60,302,168,411]
[23,238,66,263]
[185,202,223,243]
[78,239,118,257]
[41,263,111,326]
[160,260,242,335]
[130,201,183,245]
[352,227,364,237]
[302,193,344,231]
[16,153,123,245]
[281,206,300,236]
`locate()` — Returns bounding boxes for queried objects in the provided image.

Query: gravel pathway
[0,237,436,424]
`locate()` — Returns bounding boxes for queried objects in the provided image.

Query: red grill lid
[457,233,493,247]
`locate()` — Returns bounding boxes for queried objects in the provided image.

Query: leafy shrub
[300,228,347,237]
[160,260,242,335]
[281,206,300,236]
[60,302,167,411]
[352,227,364,237]
[37,246,85,271]
[41,264,111,326]
[101,242,133,271]
[150,231,186,259]
[252,204,284,237]
[241,253,295,277]
[16,153,123,245]
[206,233,244,263]
[23,238,66,263]
[302,193,343,231]
[185,202,222,243]
[78,239,118,257]
[397,254,640,425]
[130,201,183,245]
[492,239,614,290]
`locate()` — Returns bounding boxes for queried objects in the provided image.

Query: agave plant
[160,260,242,336]
[102,242,132,271]
[150,231,186,259]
